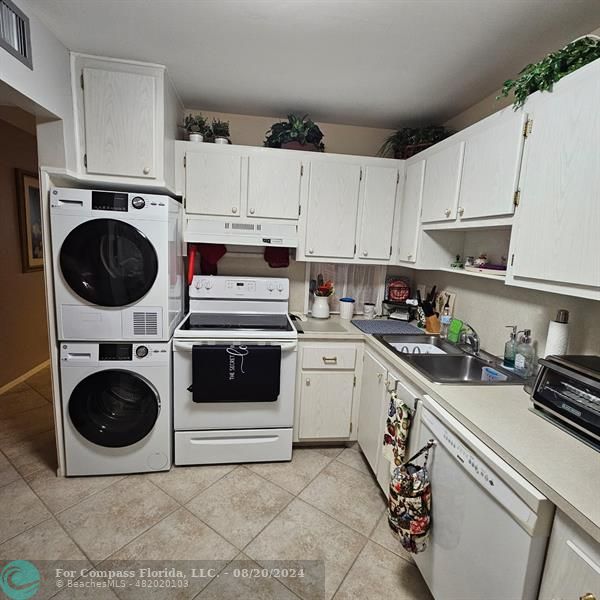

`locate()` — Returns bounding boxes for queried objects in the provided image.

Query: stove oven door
[172,340,297,430]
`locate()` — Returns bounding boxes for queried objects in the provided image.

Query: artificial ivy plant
[499,36,600,108]
[264,114,325,150]
[378,126,451,159]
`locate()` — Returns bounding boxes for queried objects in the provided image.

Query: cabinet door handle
[385,380,396,393]
[580,594,596,600]
[143,167,150,175]
[407,253,413,260]
[458,207,464,216]
[308,248,314,254]
[305,378,310,386]
[444,208,451,217]
[322,356,338,364]
[377,372,383,382]
[232,207,238,214]
[362,251,368,257]
[249,208,255,214]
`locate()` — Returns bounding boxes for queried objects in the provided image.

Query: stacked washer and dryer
[50,187,183,476]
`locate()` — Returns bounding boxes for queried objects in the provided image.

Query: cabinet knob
[305,378,311,386]
[444,208,451,217]
[143,167,150,175]
[377,372,383,382]
[580,594,596,600]
[232,207,238,214]
[407,253,413,260]
[249,208,255,214]
[308,248,314,254]
[362,251,368,257]
[458,207,465,216]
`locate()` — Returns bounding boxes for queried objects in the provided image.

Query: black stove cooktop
[180,313,293,332]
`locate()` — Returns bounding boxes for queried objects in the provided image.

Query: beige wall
[185,108,395,157]
[390,267,600,359]
[446,27,600,131]
[0,118,48,387]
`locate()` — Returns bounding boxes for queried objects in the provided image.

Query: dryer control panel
[61,342,170,366]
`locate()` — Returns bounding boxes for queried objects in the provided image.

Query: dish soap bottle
[514,329,535,377]
[503,325,517,369]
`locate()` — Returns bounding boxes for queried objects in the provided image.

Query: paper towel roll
[545,320,569,356]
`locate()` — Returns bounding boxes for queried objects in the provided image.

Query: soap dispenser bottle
[503,325,517,369]
[514,329,535,377]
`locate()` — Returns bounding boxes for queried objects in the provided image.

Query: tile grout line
[152,463,240,506]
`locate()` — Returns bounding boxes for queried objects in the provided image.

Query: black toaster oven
[531,355,600,450]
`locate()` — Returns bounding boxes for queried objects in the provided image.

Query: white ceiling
[27,0,600,128]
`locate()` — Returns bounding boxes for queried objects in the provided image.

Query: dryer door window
[59,219,159,307]
[69,370,159,448]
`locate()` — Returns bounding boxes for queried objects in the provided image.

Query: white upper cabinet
[304,160,361,259]
[247,154,303,220]
[458,108,527,221]
[82,68,157,179]
[397,160,425,263]
[420,141,465,223]
[185,151,244,217]
[72,53,181,188]
[357,165,399,261]
[507,59,600,300]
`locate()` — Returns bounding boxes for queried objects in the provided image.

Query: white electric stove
[172,276,297,465]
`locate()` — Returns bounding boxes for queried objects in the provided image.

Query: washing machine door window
[59,218,159,307]
[69,370,159,448]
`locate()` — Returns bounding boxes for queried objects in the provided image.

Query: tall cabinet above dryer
[71,53,183,190]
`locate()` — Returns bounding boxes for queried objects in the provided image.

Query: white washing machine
[50,187,183,341]
[60,341,171,476]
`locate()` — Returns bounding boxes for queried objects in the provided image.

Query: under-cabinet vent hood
[185,217,298,247]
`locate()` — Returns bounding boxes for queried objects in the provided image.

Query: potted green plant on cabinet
[498,35,600,108]
[378,125,451,159]
[264,114,325,151]
[183,113,208,142]
[207,118,231,144]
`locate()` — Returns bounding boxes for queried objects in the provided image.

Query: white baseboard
[0,359,51,395]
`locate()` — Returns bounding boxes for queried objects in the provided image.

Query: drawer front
[301,345,356,370]
[174,428,293,465]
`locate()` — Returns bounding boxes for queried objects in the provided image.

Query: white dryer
[60,341,171,476]
[50,187,183,341]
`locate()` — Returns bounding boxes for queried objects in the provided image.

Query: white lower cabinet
[294,342,361,441]
[538,511,600,600]
[357,348,424,493]
[357,350,388,473]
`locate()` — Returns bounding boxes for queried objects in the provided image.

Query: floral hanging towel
[382,391,412,466]
[388,440,434,554]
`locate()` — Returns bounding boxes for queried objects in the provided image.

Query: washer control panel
[60,343,169,365]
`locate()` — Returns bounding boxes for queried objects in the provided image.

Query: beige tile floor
[0,367,433,600]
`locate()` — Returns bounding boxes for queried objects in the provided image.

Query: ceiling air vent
[0,0,32,69]
[133,312,158,336]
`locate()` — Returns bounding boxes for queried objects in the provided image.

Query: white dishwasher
[414,396,555,600]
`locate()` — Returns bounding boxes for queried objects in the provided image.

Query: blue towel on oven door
[190,344,281,403]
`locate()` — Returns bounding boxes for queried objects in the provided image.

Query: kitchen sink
[401,354,524,385]
[374,334,463,356]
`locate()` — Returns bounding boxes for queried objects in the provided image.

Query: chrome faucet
[460,322,480,356]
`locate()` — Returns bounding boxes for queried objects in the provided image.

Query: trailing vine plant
[499,36,600,108]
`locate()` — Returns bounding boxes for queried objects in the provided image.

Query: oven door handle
[173,341,297,353]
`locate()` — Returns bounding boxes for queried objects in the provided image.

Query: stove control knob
[131,196,145,209]
[194,280,201,289]
[204,279,213,289]
[136,346,149,358]
[277,283,284,292]
[267,282,274,291]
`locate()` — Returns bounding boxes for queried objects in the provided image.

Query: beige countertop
[295,316,600,542]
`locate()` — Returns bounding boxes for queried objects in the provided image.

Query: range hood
[185,217,298,248]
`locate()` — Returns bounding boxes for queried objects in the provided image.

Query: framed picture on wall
[15,169,43,272]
